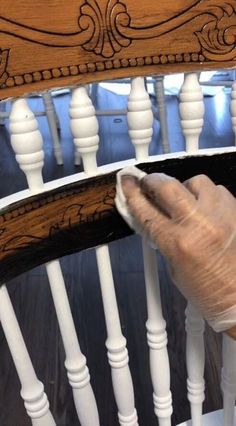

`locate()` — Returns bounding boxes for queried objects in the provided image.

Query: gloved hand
[121,172,236,340]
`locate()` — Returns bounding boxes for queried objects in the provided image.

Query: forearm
[120,171,236,340]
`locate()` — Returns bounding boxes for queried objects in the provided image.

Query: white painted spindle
[127,77,153,161]
[231,81,236,145]
[10,99,44,191]
[9,99,100,426]
[70,86,138,426]
[179,73,205,152]
[128,77,173,426]
[0,285,55,425]
[42,92,63,165]
[143,245,172,425]
[154,76,170,154]
[180,73,206,425]
[185,304,205,425]
[70,87,99,176]
[222,334,236,426]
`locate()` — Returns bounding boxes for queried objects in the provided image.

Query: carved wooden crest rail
[1,151,236,284]
[0,0,235,99]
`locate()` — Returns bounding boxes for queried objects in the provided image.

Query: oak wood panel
[1,150,236,284]
[0,0,235,100]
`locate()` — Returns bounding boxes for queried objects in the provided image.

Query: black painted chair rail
[1,151,236,284]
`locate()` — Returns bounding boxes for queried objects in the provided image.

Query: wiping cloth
[115,166,146,232]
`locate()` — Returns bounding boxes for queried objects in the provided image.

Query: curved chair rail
[1,149,236,284]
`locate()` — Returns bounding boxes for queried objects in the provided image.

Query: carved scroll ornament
[0,0,235,59]
[0,0,235,95]
[196,18,236,61]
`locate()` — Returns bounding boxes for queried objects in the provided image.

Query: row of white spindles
[70,87,138,426]
[179,73,236,426]
[4,72,236,426]
[127,76,173,426]
[180,73,236,150]
[9,99,99,426]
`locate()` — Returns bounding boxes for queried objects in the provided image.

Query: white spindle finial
[70,86,138,426]
[0,285,55,425]
[221,334,236,426]
[42,92,63,165]
[231,81,236,145]
[179,73,205,152]
[185,304,205,425]
[127,81,172,425]
[10,99,44,191]
[127,77,153,161]
[9,100,99,426]
[70,86,99,175]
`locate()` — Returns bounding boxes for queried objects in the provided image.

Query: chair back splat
[0,1,235,425]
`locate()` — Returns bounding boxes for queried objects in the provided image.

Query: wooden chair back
[0,1,235,425]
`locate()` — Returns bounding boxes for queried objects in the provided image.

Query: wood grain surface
[1,150,236,284]
[0,0,235,99]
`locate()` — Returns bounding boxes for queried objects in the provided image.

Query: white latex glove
[120,170,236,340]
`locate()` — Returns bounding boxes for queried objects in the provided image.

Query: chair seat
[178,408,236,425]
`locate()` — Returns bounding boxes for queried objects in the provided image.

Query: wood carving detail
[79,0,131,58]
[0,0,131,58]
[0,48,9,87]
[196,15,236,61]
[0,0,235,96]
[0,0,235,60]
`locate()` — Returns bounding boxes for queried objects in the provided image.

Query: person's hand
[121,173,236,340]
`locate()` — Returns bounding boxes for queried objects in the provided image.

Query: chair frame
[0,2,235,425]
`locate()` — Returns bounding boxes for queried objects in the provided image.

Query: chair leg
[154,76,170,154]
[42,92,63,165]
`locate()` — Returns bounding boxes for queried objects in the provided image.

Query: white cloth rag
[115,165,146,232]
[115,165,156,249]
